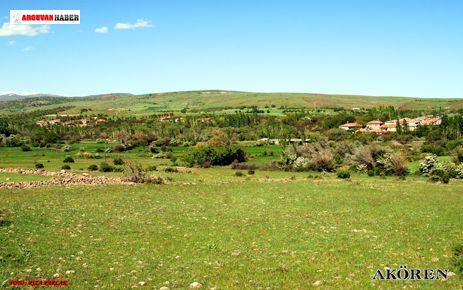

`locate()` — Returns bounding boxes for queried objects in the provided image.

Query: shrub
[248,169,255,175]
[337,170,351,179]
[435,162,457,178]
[419,155,438,175]
[87,164,98,171]
[113,144,127,152]
[63,156,75,163]
[147,176,165,184]
[113,157,124,165]
[353,146,374,169]
[231,162,257,170]
[454,148,463,164]
[452,244,463,274]
[123,161,146,183]
[0,209,12,227]
[95,148,104,153]
[428,175,441,183]
[160,145,171,152]
[149,146,159,154]
[184,146,246,167]
[421,143,446,156]
[234,171,244,177]
[35,163,44,169]
[20,144,31,152]
[99,162,113,172]
[170,156,178,163]
[146,165,157,171]
[326,128,349,142]
[164,167,178,173]
[456,164,463,179]
[61,164,71,170]
[388,153,409,177]
[442,173,450,184]
[113,166,124,172]
[281,143,335,172]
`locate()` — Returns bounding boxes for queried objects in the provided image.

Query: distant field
[2,90,463,115]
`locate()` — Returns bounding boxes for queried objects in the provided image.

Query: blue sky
[1,1,462,98]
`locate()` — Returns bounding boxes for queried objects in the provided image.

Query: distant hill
[0,90,462,115]
[0,93,62,101]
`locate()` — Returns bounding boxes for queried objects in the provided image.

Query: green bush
[61,164,71,170]
[87,164,98,171]
[452,244,463,274]
[113,157,124,165]
[428,175,441,183]
[147,165,157,171]
[248,169,255,175]
[164,167,178,173]
[63,156,75,163]
[149,146,159,154]
[99,162,113,172]
[113,166,124,172]
[234,171,244,177]
[20,144,31,152]
[421,143,446,156]
[337,170,351,179]
[183,146,246,167]
[123,161,146,183]
[35,163,44,169]
[442,173,450,184]
[113,144,126,152]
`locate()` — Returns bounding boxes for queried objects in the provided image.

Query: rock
[188,282,202,289]
[312,280,323,287]
[159,287,169,290]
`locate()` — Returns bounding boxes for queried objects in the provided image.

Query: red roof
[367,120,383,125]
[340,122,362,127]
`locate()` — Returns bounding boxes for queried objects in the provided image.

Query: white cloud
[115,19,153,30]
[7,40,16,46]
[95,26,108,33]
[0,22,50,37]
[22,46,34,52]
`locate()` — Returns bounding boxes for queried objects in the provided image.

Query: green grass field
[1,170,462,289]
[1,145,462,288]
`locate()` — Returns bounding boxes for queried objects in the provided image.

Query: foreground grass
[1,171,462,289]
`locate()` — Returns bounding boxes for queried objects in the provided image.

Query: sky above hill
[1,1,462,98]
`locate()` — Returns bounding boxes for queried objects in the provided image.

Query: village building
[338,115,441,134]
[339,122,363,131]
[365,120,383,131]
[380,123,397,132]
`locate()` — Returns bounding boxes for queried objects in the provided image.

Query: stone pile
[0,168,134,189]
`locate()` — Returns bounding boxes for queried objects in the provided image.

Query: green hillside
[1,90,463,116]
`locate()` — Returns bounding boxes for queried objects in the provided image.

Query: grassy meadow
[3,90,463,116]
[0,144,462,288]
